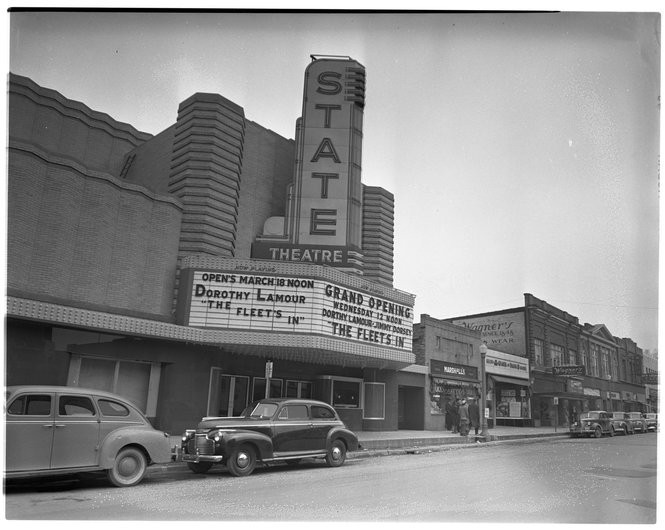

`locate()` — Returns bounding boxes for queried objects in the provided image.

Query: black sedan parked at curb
[569,410,614,438]
[176,398,360,477]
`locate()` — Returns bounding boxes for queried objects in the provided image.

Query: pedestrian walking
[450,399,459,433]
[458,399,470,436]
[468,397,480,436]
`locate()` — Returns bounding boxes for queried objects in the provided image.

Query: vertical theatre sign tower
[253,56,366,273]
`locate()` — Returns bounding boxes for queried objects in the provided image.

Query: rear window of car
[312,405,335,419]
[7,394,52,416]
[98,399,131,417]
[59,395,96,416]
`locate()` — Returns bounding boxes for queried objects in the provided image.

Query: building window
[601,348,611,379]
[533,339,544,367]
[568,349,577,365]
[436,336,442,350]
[590,345,600,377]
[549,344,564,366]
[363,382,385,420]
[332,378,362,408]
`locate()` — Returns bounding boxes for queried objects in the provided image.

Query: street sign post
[265,360,273,398]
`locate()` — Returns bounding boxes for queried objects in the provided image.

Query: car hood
[196,416,268,430]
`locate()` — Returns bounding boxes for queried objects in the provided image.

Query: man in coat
[458,399,470,436]
[468,397,480,436]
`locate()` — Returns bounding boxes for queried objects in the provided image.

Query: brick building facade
[6,56,417,435]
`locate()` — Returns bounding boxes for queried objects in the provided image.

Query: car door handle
[43,424,54,428]
[54,424,66,428]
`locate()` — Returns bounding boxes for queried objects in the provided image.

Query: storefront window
[332,379,361,408]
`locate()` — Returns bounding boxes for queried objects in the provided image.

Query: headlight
[207,429,224,442]
[182,429,196,442]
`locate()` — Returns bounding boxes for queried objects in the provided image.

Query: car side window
[59,395,96,417]
[311,405,335,419]
[98,399,130,417]
[278,404,309,420]
[7,394,52,416]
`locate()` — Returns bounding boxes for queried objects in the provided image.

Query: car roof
[5,385,135,403]
[253,398,335,408]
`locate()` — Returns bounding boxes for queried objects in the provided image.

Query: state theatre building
[6,55,416,434]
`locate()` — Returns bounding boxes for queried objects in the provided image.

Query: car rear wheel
[107,447,147,487]
[187,462,213,474]
[594,426,602,438]
[227,444,256,477]
[326,440,347,467]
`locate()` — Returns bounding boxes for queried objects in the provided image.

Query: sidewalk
[159,426,569,473]
[354,425,570,456]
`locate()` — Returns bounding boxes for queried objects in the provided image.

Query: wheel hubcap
[237,452,249,468]
[331,446,342,461]
[118,456,139,477]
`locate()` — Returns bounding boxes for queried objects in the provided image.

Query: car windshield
[610,413,624,419]
[243,402,278,419]
[581,412,600,419]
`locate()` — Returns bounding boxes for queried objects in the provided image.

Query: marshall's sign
[552,365,586,377]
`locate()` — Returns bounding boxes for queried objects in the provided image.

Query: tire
[187,461,213,474]
[107,447,148,487]
[326,439,347,467]
[609,426,615,437]
[226,444,256,477]
[594,426,602,438]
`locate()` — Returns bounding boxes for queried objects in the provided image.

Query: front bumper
[182,453,225,463]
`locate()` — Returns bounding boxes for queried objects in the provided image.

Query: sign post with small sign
[265,360,273,398]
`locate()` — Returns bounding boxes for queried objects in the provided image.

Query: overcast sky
[7,8,661,350]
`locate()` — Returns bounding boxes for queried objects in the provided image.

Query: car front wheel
[226,444,256,477]
[594,426,602,438]
[326,440,347,467]
[107,447,148,487]
[187,461,213,474]
[609,426,615,437]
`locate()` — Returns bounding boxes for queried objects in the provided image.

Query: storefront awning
[489,375,529,386]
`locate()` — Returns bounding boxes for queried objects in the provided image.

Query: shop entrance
[398,385,424,430]
[207,370,250,417]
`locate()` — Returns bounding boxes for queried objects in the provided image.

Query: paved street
[4,434,657,522]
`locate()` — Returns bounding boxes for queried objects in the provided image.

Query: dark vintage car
[608,412,634,435]
[179,398,360,477]
[626,411,648,433]
[569,410,614,438]
[642,413,658,432]
[5,385,173,487]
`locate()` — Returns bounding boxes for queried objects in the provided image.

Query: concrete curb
[149,432,570,474]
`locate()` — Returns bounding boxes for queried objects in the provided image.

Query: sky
[6,6,662,351]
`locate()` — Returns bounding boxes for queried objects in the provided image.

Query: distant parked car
[179,398,360,477]
[625,412,648,433]
[608,412,634,435]
[642,413,658,432]
[5,385,173,487]
[570,410,614,438]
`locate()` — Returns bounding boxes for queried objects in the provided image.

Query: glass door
[208,370,249,417]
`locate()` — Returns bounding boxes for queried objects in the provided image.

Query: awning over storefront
[489,375,529,386]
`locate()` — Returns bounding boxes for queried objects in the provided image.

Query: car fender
[98,426,172,468]
[326,426,359,451]
[220,430,274,460]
